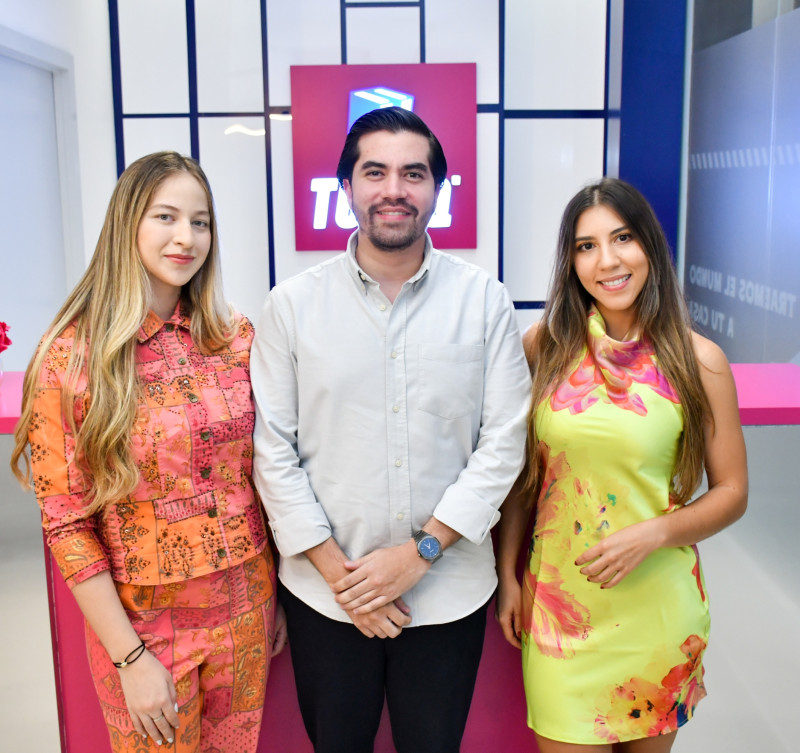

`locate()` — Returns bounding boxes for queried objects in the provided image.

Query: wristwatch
[413,530,443,564]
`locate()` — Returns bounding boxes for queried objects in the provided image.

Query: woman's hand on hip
[575,518,663,589]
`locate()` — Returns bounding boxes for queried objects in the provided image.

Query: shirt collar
[345,230,433,293]
[136,301,191,343]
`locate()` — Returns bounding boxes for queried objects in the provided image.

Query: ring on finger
[151,713,165,722]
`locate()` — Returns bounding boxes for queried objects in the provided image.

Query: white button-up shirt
[251,233,531,625]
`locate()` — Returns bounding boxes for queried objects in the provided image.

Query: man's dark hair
[336,107,447,188]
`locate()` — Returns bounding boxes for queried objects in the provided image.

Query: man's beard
[357,200,434,252]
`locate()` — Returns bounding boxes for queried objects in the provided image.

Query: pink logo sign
[290,63,477,251]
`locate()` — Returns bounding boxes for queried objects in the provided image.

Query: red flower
[522,562,592,658]
[533,443,572,538]
[593,676,675,742]
[690,547,706,602]
[0,322,11,354]
[594,634,707,741]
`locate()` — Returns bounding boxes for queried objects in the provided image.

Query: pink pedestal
[2,362,798,752]
[45,561,531,752]
[729,362,800,425]
[0,370,24,433]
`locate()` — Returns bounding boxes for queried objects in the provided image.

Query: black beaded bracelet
[113,641,146,668]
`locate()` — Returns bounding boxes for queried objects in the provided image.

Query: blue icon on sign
[348,87,415,131]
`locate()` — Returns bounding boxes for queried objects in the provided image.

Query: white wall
[0,1,117,265]
[752,0,797,27]
[0,50,68,371]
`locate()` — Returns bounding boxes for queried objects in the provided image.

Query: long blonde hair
[526,178,710,506]
[11,151,234,515]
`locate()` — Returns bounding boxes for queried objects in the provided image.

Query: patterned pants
[86,548,277,753]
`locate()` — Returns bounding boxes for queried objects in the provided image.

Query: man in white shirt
[251,107,531,753]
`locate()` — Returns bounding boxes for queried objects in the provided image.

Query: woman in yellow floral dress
[496,178,747,752]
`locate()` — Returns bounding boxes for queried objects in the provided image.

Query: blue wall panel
[618,1,687,256]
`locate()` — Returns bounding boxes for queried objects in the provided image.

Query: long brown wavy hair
[526,178,710,506]
[11,151,235,516]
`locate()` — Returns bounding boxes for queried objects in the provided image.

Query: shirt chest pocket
[417,343,484,420]
[211,363,253,421]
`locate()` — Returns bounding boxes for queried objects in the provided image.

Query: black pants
[281,585,488,753]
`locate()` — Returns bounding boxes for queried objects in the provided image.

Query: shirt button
[165,323,175,332]
[178,357,187,365]
[188,393,199,403]
[392,405,400,413]
[379,303,387,311]
[201,467,211,479]
[396,512,404,521]
[394,459,402,467]
[217,548,226,558]
[200,429,211,441]
[391,351,398,359]
[208,508,217,518]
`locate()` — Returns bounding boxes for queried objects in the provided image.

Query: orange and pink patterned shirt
[28,305,269,589]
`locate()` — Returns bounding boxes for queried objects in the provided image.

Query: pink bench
[5,365,798,433]
[729,363,800,425]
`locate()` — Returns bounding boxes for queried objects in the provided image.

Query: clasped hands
[331,540,430,639]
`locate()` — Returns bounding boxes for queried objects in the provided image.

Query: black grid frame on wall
[108,0,621,310]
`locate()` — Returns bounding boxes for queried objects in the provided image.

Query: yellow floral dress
[522,308,709,744]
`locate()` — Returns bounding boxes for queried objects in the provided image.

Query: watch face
[418,536,441,560]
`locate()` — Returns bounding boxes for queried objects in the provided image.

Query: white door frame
[0,25,84,288]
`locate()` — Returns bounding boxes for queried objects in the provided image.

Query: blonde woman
[12,151,286,752]
[496,178,747,753]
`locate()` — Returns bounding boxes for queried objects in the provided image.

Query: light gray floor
[679,424,800,753]
[1,427,798,752]
[0,434,60,751]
